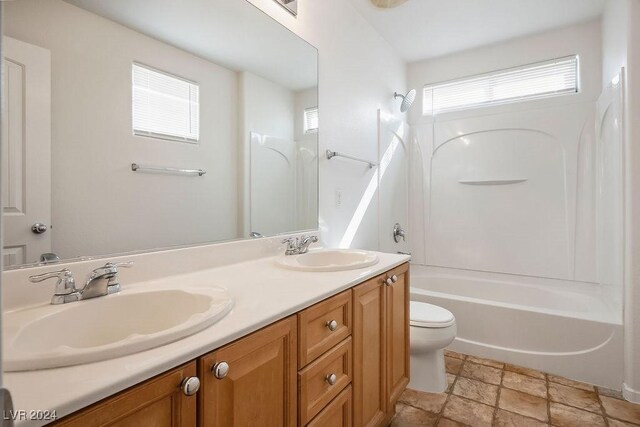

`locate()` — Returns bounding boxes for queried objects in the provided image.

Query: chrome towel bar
[326,150,377,169]
[131,163,206,176]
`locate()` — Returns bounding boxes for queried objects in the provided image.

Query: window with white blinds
[304,107,319,133]
[423,55,579,116]
[132,63,200,143]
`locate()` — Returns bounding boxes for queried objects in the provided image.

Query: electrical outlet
[335,188,343,209]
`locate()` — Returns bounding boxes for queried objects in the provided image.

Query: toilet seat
[410,301,455,328]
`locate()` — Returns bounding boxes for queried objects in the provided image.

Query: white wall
[4,0,239,259]
[602,0,628,86]
[246,0,407,250]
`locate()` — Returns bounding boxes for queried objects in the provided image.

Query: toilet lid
[410,301,455,328]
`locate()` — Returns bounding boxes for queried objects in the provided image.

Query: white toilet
[409,301,457,393]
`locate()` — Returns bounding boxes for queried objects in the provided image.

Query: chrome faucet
[29,261,134,305]
[282,235,319,255]
[393,223,406,243]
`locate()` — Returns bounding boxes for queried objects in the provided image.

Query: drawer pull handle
[326,320,338,331]
[181,376,200,396]
[391,275,398,283]
[385,277,393,286]
[212,361,230,379]
[325,373,337,386]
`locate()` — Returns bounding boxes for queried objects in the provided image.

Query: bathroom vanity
[47,262,409,426]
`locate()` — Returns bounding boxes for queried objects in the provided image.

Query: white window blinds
[132,63,200,143]
[423,55,579,116]
[304,107,319,133]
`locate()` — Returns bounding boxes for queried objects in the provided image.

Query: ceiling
[64,0,317,90]
[349,0,606,63]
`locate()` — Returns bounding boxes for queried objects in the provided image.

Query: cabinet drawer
[298,290,352,368]
[307,385,352,427]
[298,337,352,425]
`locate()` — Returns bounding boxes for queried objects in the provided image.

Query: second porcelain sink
[3,286,233,371]
[276,249,379,272]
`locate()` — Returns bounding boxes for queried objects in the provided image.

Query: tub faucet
[282,235,319,255]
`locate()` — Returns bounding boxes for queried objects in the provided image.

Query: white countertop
[4,251,409,426]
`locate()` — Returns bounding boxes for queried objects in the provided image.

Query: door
[2,36,51,266]
[352,275,386,427]
[385,263,410,419]
[198,316,297,427]
[54,362,198,426]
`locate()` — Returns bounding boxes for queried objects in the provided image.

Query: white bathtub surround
[621,0,640,405]
[2,237,408,426]
[410,265,623,389]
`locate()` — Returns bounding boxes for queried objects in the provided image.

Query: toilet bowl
[409,301,457,393]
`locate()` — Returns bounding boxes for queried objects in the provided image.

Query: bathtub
[410,265,624,389]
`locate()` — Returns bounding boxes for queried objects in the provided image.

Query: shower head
[370,0,408,8]
[394,89,416,113]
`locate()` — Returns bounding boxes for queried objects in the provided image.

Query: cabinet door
[198,316,297,427]
[385,263,410,419]
[352,275,386,427]
[54,362,197,427]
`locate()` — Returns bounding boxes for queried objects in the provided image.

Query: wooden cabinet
[307,386,353,427]
[353,263,410,426]
[385,264,410,421]
[54,263,409,427]
[353,275,387,427]
[53,362,198,427]
[198,316,297,427]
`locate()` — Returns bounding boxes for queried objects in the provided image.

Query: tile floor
[392,350,640,427]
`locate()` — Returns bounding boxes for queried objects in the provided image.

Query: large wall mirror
[2,0,318,269]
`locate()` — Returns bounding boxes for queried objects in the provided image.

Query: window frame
[132,62,200,144]
[422,55,580,116]
[303,106,319,134]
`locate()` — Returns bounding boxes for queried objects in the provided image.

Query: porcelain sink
[3,286,233,371]
[276,249,379,272]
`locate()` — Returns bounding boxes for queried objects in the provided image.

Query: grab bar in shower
[326,150,377,169]
[131,163,207,176]
[458,178,528,186]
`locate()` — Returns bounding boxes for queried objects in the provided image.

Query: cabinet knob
[181,376,200,396]
[385,277,393,286]
[212,361,230,379]
[391,275,398,283]
[326,320,338,331]
[325,373,337,386]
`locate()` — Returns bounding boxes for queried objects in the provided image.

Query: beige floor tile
[607,418,640,427]
[442,395,495,427]
[392,403,439,426]
[504,364,546,380]
[548,383,601,413]
[597,386,625,400]
[460,361,503,385]
[445,356,464,375]
[549,402,606,427]
[445,349,466,360]
[446,373,456,393]
[467,355,505,369]
[502,371,547,398]
[498,388,549,422]
[494,409,549,427]
[399,388,447,414]
[437,418,467,427]
[452,376,499,406]
[548,374,595,391]
[601,395,640,424]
